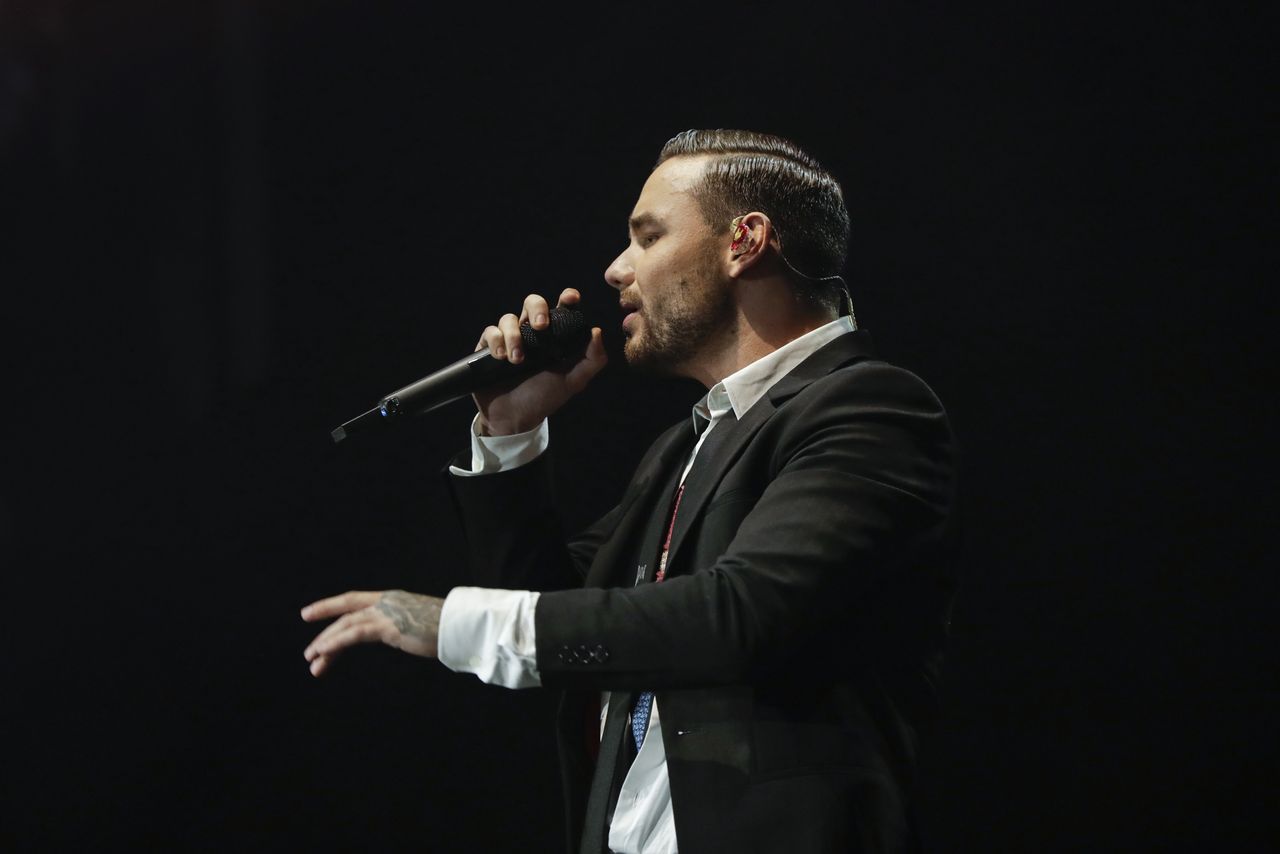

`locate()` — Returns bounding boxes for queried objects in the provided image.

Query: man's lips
[621,302,641,331]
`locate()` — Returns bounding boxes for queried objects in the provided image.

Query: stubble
[624,254,737,376]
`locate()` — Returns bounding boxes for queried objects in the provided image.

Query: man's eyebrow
[628,212,661,235]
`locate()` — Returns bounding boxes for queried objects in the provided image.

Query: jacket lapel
[583,421,695,589]
[664,403,766,570]
[586,329,877,588]
[665,329,877,571]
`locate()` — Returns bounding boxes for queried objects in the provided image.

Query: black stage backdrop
[3,4,1274,851]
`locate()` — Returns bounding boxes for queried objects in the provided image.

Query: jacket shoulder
[780,356,951,424]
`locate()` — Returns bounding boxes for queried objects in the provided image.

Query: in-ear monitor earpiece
[730,215,751,255]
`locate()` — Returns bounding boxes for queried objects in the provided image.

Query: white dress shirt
[438,316,857,854]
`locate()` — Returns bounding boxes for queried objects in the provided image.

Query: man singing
[303,129,959,853]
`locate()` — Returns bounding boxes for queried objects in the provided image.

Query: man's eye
[640,234,660,247]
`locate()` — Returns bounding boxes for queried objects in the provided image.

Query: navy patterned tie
[631,691,654,753]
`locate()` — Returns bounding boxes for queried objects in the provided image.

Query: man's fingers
[498,313,524,364]
[564,328,608,392]
[480,325,506,358]
[304,610,363,660]
[307,620,389,663]
[301,593,400,677]
[480,292,581,364]
[523,294,550,329]
[300,590,382,622]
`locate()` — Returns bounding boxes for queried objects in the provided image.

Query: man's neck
[684,307,838,389]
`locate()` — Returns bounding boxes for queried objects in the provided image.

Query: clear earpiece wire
[777,252,857,331]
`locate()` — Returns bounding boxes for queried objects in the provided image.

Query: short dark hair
[657,129,850,314]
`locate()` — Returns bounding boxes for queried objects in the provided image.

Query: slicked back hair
[657,129,850,315]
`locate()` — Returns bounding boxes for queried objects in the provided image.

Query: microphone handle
[378,347,542,418]
[329,307,588,443]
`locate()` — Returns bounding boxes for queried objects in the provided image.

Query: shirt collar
[692,315,856,433]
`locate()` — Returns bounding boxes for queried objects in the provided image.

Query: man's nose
[604,249,634,290]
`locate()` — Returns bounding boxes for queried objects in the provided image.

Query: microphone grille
[519,306,590,359]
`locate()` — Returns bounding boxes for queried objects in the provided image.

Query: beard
[623,262,738,376]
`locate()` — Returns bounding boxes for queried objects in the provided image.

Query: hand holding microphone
[472,288,607,437]
[331,289,607,442]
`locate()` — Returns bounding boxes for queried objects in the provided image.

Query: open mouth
[620,299,641,332]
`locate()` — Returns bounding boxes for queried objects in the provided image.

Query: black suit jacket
[446,330,959,854]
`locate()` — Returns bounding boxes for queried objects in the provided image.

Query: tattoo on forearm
[376,590,438,639]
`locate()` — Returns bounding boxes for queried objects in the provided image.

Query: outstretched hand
[301,590,444,677]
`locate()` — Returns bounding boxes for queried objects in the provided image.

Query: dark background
[3,3,1274,851]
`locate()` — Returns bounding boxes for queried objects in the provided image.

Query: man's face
[604,155,736,376]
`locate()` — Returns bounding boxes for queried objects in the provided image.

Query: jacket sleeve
[531,361,958,691]
[443,448,638,592]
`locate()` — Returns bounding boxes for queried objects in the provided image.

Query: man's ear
[726,211,775,276]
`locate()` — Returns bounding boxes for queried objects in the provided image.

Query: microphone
[330,307,590,443]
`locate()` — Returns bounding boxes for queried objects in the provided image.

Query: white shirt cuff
[448,415,549,477]
[437,587,542,689]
